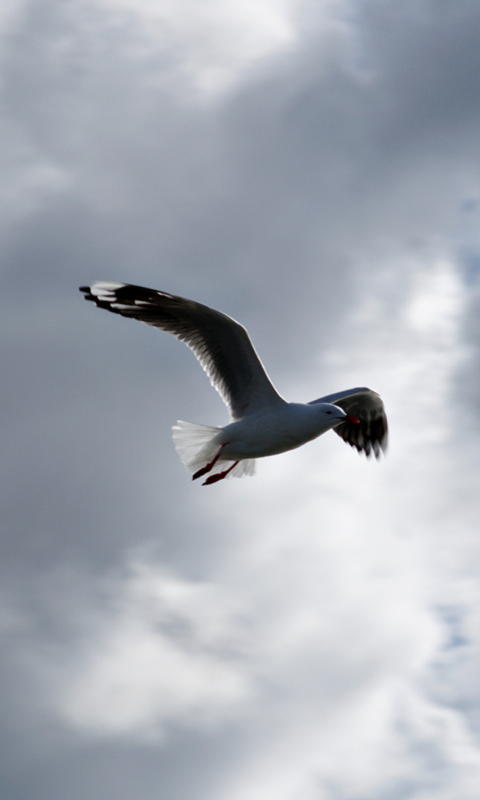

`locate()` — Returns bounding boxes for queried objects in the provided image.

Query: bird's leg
[202,461,239,486]
[192,444,226,481]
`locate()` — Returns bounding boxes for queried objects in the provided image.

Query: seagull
[80,282,388,485]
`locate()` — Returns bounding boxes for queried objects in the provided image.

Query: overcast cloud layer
[2,1,480,798]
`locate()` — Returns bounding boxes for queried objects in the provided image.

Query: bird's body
[219,403,350,459]
[80,282,388,484]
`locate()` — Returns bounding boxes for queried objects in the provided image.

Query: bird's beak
[345,414,360,424]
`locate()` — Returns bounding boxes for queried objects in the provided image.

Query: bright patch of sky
[80,0,305,95]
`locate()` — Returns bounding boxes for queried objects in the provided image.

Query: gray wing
[309,387,388,458]
[79,282,285,419]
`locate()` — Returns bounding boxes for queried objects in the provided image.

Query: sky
[2,1,480,798]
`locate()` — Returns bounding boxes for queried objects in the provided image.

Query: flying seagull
[80,282,388,485]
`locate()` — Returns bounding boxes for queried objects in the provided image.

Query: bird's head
[314,402,360,430]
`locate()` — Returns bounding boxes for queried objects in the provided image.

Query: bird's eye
[326,410,332,414]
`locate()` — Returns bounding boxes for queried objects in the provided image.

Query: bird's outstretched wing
[309,387,388,458]
[79,282,285,419]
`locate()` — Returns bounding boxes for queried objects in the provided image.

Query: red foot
[192,447,224,480]
[193,462,215,480]
[202,461,239,486]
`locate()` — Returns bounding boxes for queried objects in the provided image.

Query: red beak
[346,414,360,424]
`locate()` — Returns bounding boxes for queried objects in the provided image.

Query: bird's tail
[172,421,256,479]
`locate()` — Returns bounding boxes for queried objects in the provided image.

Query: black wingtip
[79,285,96,302]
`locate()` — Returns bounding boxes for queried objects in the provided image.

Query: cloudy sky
[2,1,480,798]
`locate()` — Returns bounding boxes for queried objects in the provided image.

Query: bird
[79,282,388,485]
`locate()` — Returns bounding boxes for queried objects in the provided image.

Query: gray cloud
[2,1,480,798]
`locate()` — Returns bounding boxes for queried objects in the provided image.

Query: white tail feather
[172,421,221,472]
[172,421,256,479]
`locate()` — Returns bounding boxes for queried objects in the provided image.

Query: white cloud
[69,0,305,96]
[58,564,252,735]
